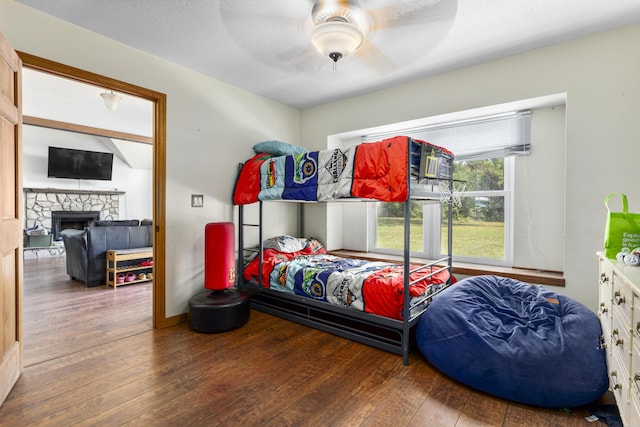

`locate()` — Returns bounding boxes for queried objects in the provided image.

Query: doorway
[18,52,168,364]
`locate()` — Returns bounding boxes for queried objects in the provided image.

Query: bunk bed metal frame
[236,138,454,365]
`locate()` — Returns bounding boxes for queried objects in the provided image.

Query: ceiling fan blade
[368,0,458,30]
[219,1,319,71]
[279,47,334,73]
[355,42,395,75]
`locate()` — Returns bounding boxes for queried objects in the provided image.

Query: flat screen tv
[47,146,114,181]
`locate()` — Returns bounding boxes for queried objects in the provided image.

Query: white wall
[513,105,566,271]
[315,105,567,273]
[0,2,301,318]
[4,2,639,315]
[22,125,152,221]
[300,23,640,311]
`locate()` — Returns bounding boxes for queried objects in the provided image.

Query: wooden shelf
[106,247,153,289]
[113,263,150,273]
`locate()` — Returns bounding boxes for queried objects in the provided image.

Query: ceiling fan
[308,0,372,64]
[219,0,458,75]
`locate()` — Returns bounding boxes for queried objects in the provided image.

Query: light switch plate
[191,194,204,207]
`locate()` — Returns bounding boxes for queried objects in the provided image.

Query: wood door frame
[0,29,23,407]
[17,52,173,328]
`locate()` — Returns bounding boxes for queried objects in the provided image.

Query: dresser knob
[600,272,609,284]
[614,291,626,305]
[599,335,608,350]
[612,330,623,346]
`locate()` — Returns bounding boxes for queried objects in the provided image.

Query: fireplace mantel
[24,187,125,196]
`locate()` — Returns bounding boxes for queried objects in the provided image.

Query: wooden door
[0,31,23,406]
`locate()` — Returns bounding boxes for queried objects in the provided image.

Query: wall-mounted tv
[47,146,114,181]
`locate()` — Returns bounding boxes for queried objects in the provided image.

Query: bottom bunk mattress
[243,236,452,320]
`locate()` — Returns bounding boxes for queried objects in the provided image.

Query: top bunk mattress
[233,136,454,205]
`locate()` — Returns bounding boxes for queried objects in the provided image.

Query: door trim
[0,29,23,407]
[17,52,170,328]
[23,115,153,144]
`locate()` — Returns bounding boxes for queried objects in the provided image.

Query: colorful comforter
[233,136,453,205]
[243,238,452,320]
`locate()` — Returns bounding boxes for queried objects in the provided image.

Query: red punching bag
[205,222,235,291]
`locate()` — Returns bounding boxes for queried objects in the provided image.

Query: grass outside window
[376,217,504,260]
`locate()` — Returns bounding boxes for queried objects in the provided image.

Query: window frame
[369,156,515,267]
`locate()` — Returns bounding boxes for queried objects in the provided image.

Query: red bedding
[244,238,453,320]
[234,136,453,205]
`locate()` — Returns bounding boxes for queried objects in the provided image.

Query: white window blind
[365,111,531,161]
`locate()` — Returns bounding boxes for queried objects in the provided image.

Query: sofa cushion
[87,225,152,254]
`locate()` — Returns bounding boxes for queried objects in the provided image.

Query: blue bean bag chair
[416,275,608,408]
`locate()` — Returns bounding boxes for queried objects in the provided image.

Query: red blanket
[244,245,454,320]
[234,136,415,205]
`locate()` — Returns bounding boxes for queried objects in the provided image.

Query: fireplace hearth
[51,211,100,241]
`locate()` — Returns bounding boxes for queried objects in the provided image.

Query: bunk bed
[233,135,455,365]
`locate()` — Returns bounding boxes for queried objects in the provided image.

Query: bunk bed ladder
[401,137,413,366]
[237,201,264,290]
[402,195,411,365]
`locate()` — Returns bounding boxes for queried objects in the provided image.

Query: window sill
[328,250,565,287]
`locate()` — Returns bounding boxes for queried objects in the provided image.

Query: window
[440,157,512,264]
[369,111,530,266]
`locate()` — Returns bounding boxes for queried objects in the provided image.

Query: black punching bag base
[188,288,250,333]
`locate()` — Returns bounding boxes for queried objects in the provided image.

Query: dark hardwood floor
[0,256,614,426]
[22,256,152,367]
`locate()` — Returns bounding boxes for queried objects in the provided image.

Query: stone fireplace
[24,188,124,238]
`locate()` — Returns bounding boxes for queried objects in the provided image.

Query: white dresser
[598,252,640,426]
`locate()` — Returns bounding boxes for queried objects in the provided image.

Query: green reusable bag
[604,193,640,259]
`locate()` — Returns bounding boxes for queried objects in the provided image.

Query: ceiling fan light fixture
[100,90,122,111]
[310,20,365,62]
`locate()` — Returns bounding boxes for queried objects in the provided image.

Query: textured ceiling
[15,0,640,109]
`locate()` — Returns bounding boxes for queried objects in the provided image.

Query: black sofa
[61,221,153,287]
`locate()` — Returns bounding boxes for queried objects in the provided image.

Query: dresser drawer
[633,286,640,341]
[613,272,633,327]
[599,257,614,302]
[601,321,612,364]
[631,392,640,427]
[610,350,630,426]
[612,312,632,375]
[599,287,612,335]
[632,340,640,400]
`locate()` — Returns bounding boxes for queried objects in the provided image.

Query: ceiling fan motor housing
[311,20,365,60]
[310,0,369,61]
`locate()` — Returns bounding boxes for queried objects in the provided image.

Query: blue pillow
[253,140,308,156]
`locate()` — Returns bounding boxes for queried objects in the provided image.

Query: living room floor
[23,255,152,367]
